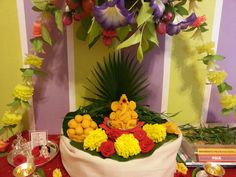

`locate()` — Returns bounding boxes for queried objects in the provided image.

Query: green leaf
[41,25,52,45]
[137,43,144,62]
[54,9,63,33]
[87,18,102,46]
[31,38,44,53]
[136,2,153,27]
[76,25,88,41]
[36,168,46,177]
[33,68,47,76]
[185,27,196,32]
[117,25,132,41]
[0,152,7,157]
[23,69,34,77]
[7,98,21,107]
[31,0,49,10]
[202,55,225,65]
[88,35,101,48]
[143,21,158,45]
[22,101,31,108]
[221,108,233,116]
[175,5,189,16]
[217,82,232,93]
[192,167,201,177]
[117,30,142,50]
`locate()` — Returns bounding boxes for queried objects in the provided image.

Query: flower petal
[167,13,197,35]
[150,0,165,22]
[93,0,134,29]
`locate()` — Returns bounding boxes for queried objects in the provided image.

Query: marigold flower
[207,71,227,85]
[176,162,188,175]
[13,84,34,102]
[83,128,108,151]
[52,168,62,177]
[0,111,22,127]
[143,124,166,143]
[114,134,141,158]
[164,122,181,135]
[220,94,236,109]
[24,55,43,68]
[196,42,215,55]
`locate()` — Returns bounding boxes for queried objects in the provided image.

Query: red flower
[108,129,122,141]
[31,146,40,158]
[139,137,155,153]
[174,172,187,177]
[133,128,147,141]
[32,21,42,38]
[191,15,206,28]
[13,154,27,166]
[99,140,115,157]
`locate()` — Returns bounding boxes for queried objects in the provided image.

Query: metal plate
[7,141,59,167]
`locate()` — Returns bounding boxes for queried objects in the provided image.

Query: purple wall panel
[207,1,236,123]
[24,1,70,133]
[141,36,165,112]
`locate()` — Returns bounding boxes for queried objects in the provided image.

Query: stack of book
[181,138,236,163]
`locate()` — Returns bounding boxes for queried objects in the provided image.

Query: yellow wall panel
[0,1,23,117]
[168,1,215,124]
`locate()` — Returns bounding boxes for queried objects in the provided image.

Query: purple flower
[167,13,197,35]
[93,0,134,29]
[150,0,166,22]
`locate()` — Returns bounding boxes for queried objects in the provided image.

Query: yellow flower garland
[207,71,227,85]
[24,54,43,68]
[0,111,22,127]
[13,84,34,102]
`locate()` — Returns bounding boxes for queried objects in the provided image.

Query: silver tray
[7,140,59,167]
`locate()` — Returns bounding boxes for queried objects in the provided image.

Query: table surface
[1,132,235,177]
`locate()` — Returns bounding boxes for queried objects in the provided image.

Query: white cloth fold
[60,135,182,177]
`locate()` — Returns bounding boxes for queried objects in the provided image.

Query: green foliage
[136,106,167,124]
[202,55,225,65]
[180,124,236,144]
[54,9,63,33]
[217,82,232,93]
[41,25,52,45]
[31,38,44,53]
[83,52,149,111]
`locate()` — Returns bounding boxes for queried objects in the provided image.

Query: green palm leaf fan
[82,52,149,122]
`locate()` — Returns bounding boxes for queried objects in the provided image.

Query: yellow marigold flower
[197,42,215,55]
[0,111,22,127]
[164,122,181,135]
[220,94,236,109]
[24,54,43,68]
[52,168,62,177]
[176,162,188,175]
[143,124,166,143]
[207,71,227,85]
[83,128,108,151]
[13,84,34,101]
[115,134,141,158]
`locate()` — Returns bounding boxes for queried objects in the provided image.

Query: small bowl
[12,162,36,177]
[203,162,225,177]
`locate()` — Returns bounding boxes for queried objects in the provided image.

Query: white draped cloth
[60,135,182,177]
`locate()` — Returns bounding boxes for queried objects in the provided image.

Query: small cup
[12,162,36,177]
[203,162,225,177]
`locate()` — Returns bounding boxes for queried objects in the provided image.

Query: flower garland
[197,41,236,116]
[0,0,235,141]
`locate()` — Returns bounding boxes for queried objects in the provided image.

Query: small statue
[40,145,50,158]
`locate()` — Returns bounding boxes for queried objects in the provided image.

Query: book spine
[197,148,236,154]
[197,154,236,162]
